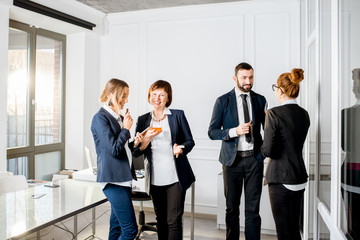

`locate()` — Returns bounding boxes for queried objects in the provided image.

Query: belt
[237,150,254,158]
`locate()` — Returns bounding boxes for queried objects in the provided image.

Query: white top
[150,108,179,186]
[229,87,254,151]
[101,105,132,189]
[341,183,360,194]
[280,99,307,191]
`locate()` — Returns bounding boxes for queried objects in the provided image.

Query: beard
[237,81,252,92]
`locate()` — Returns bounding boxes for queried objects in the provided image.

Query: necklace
[152,111,167,121]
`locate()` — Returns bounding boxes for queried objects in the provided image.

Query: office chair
[0,175,28,194]
[131,155,157,239]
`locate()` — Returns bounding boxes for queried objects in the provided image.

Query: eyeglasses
[272,84,281,91]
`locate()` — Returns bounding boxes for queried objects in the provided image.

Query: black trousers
[223,154,264,240]
[268,184,304,240]
[342,189,360,240]
[150,182,186,240]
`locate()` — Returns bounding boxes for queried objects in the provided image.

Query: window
[7,20,66,180]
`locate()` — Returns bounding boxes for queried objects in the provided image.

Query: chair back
[0,175,28,194]
[131,155,151,199]
[132,155,145,170]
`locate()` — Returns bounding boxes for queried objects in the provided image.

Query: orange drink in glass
[152,127,162,133]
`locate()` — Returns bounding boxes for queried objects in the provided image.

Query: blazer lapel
[167,110,177,145]
[101,108,121,132]
[230,89,239,125]
[144,113,152,129]
[250,91,256,126]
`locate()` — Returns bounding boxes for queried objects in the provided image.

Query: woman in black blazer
[91,78,138,240]
[132,80,195,240]
[261,69,310,240]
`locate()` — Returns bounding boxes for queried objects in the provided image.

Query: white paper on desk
[132,177,146,192]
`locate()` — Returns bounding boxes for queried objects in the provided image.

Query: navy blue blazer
[208,89,267,167]
[132,109,195,192]
[91,107,132,183]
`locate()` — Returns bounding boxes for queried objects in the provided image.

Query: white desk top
[0,179,107,239]
[73,168,146,192]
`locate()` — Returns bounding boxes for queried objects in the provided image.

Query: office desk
[0,179,107,240]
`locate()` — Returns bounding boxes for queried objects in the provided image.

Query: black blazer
[91,107,133,183]
[208,89,267,167]
[341,105,360,187]
[132,109,195,192]
[261,104,310,185]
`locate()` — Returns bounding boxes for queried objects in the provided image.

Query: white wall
[0,1,10,172]
[101,0,301,214]
[66,31,102,170]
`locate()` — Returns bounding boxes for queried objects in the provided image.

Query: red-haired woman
[261,69,310,240]
[132,80,195,240]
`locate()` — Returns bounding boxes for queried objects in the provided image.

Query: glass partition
[339,0,360,239]
[318,0,332,210]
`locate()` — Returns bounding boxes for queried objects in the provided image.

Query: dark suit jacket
[341,105,360,187]
[208,89,267,167]
[261,104,310,185]
[132,109,195,192]
[91,107,133,183]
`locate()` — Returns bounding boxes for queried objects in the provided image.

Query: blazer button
[235,144,237,147]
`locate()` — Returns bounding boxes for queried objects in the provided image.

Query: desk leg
[74,215,78,240]
[92,207,96,236]
[191,182,195,240]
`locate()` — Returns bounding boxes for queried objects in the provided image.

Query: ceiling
[75,0,247,13]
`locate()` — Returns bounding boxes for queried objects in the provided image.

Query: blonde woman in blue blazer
[132,80,195,240]
[91,78,137,240]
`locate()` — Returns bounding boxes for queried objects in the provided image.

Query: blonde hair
[99,78,129,104]
[277,68,304,98]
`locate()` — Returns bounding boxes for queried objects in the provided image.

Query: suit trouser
[342,189,360,240]
[268,183,304,240]
[103,184,138,240]
[223,154,263,240]
[150,182,186,240]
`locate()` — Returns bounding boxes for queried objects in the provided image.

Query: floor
[24,202,277,240]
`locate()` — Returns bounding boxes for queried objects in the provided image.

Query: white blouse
[150,108,179,186]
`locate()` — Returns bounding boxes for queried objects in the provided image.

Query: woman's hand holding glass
[135,125,162,150]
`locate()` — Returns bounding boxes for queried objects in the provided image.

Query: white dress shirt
[150,108,179,186]
[228,87,254,151]
[101,104,132,189]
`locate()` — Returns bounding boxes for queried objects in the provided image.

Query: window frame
[7,20,66,179]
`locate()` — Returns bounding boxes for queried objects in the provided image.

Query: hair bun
[290,68,304,84]
[353,68,360,81]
